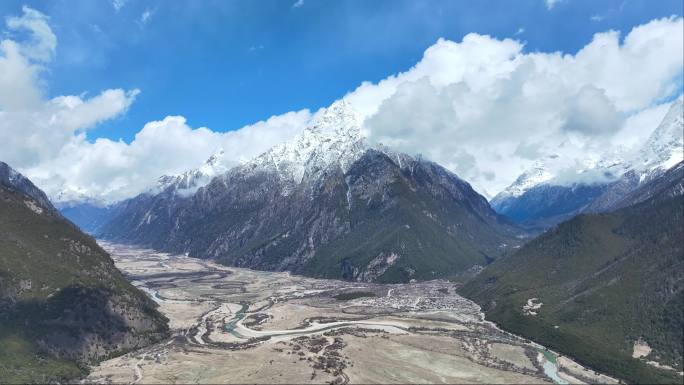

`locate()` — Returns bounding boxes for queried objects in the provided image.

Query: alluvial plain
[87,242,616,384]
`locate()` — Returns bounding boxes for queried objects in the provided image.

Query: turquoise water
[224,303,249,337]
[543,359,569,384]
[538,349,568,385]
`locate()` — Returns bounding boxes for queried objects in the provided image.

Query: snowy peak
[492,158,554,201]
[638,97,684,174]
[155,148,228,196]
[197,148,228,178]
[202,148,225,169]
[306,99,362,137]
[243,100,366,184]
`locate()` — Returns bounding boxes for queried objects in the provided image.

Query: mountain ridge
[99,101,524,282]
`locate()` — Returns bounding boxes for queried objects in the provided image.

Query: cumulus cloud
[2,89,139,168]
[2,7,682,203]
[344,17,683,196]
[561,85,621,135]
[0,8,140,199]
[26,112,309,202]
[0,7,138,171]
[0,6,311,203]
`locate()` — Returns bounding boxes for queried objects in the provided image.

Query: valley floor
[86,243,617,384]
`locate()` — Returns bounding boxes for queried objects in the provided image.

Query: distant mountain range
[491,98,684,230]
[58,98,684,286]
[96,101,523,282]
[0,161,168,383]
[461,160,684,384]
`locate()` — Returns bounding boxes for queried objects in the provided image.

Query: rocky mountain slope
[592,161,684,212]
[491,97,683,229]
[100,101,523,282]
[56,150,230,234]
[460,163,684,384]
[0,162,168,383]
[1,161,57,214]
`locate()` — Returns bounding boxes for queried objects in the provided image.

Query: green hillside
[302,166,511,282]
[0,185,168,383]
[460,194,683,384]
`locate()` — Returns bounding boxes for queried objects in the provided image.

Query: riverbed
[86,242,617,384]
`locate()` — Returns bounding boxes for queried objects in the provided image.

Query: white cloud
[515,27,525,35]
[342,17,683,196]
[1,7,682,203]
[28,112,310,202]
[0,7,137,173]
[292,0,305,8]
[0,7,311,203]
[561,85,621,135]
[545,0,563,10]
[6,6,56,62]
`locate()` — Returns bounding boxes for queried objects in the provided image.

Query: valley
[1,4,683,384]
[87,242,616,384]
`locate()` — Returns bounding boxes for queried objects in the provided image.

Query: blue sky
[2,0,682,143]
[1,1,682,201]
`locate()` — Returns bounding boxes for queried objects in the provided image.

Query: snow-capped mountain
[491,97,684,229]
[154,148,229,196]
[491,157,555,202]
[636,96,684,178]
[584,99,683,213]
[235,100,366,186]
[147,100,365,197]
[99,100,523,283]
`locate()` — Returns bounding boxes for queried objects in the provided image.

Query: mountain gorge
[99,101,523,282]
[0,162,169,383]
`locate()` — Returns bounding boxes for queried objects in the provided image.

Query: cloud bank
[1,7,682,202]
[344,17,683,196]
